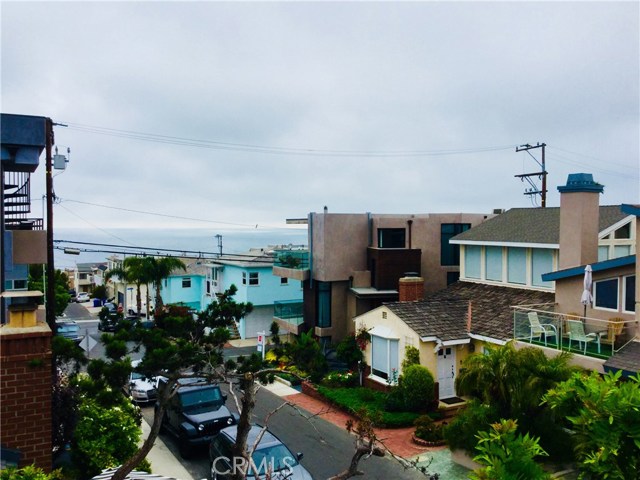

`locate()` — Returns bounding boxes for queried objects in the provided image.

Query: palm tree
[147,257,186,312]
[456,342,577,419]
[105,256,152,317]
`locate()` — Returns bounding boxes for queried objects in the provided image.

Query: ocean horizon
[54,227,308,269]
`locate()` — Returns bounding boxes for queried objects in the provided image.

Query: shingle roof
[386,298,469,342]
[603,341,640,376]
[384,281,555,342]
[450,205,628,245]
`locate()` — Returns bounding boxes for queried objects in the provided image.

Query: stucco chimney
[558,173,604,270]
[398,274,424,302]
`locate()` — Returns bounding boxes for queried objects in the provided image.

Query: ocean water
[54,227,308,269]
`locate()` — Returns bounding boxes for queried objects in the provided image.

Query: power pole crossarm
[515,142,547,208]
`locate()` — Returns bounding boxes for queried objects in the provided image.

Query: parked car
[208,425,311,480]
[156,377,237,458]
[123,359,157,404]
[76,292,90,303]
[98,302,121,332]
[55,320,84,345]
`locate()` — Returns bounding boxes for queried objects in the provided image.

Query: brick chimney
[558,173,604,270]
[398,274,424,302]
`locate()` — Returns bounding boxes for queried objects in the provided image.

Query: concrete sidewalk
[141,418,196,480]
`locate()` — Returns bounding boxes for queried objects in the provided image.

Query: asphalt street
[64,303,428,480]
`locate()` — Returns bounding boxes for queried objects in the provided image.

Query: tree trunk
[230,375,258,480]
[328,440,384,480]
[154,279,164,313]
[136,283,142,317]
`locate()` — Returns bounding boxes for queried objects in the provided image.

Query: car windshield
[248,444,299,477]
[180,387,222,409]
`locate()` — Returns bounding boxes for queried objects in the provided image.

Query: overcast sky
[2,1,638,235]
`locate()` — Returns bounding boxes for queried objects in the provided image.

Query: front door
[437,347,456,399]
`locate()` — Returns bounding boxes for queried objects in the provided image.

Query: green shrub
[444,400,500,453]
[384,386,406,412]
[470,419,551,480]
[322,370,358,388]
[336,334,364,368]
[401,345,420,370]
[399,364,434,412]
[414,415,445,442]
[0,466,64,480]
[72,397,142,478]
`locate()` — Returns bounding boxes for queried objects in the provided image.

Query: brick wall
[398,276,425,302]
[0,327,53,470]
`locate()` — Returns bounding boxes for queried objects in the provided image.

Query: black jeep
[156,377,237,458]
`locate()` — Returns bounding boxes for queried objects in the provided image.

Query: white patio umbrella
[580,265,593,317]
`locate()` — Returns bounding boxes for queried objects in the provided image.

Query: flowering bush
[323,370,359,388]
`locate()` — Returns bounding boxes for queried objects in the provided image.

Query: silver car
[123,359,157,404]
[209,425,311,480]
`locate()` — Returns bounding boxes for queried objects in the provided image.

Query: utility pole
[45,118,56,332]
[515,142,547,207]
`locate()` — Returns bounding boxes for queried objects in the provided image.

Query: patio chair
[567,319,600,355]
[528,312,557,346]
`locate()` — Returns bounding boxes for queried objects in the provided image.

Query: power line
[54,239,297,263]
[57,198,292,229]
[61,121,515,158]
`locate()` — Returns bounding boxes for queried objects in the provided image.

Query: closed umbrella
[580,265,593,318]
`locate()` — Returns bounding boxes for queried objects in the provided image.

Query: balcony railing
[273,249,309,270]
[274,300,304,326]
[513,305,636,360]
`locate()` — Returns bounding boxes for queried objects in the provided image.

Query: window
[507,248,526,284]
[382,311,387,319]
[594,278,619,310]
[206,280,211,294]
[613,245,631,258]
[242,271,259,286]
[371,335,399,380]
[485,246,503,281]
[598,246,609,262]
[614,223,631,239]
[624,275,636,313]
[317,281,331,328]
[464,246,481,279]
[532,249,553,288]
[378,228,405,248]
[79,273,87,280]
[280,277,288,285]
[182,277,191,288]
[440,223,471,266]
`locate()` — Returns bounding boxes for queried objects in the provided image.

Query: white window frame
[370,334,399,382]
[280,277,289,286]
[248,272,259,286]
[182,277,192,289]
[623,275,636,314]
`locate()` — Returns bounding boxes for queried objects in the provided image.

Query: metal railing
[273,249,309,270]
[274,300,304,326]
[513,305,636,359]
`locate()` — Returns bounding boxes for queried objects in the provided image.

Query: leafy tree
[444,400,500,452]
[101,286,253,480]
[336,334,364,369]
[92,284,108,300]
[145,256,186,311]
[284,330,328,383]
[401,345,420,371]
[542,371,640,479]
[105,257,152,317]
[28,266,70,317]
[72,391,144,479]
[470,419,551,480]
[399,364,435,412]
